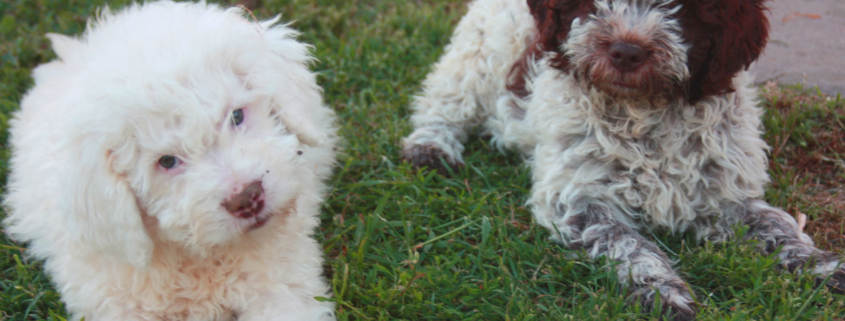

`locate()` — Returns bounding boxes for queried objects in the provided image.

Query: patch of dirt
[804,192,845,250]
[760,82,845,251]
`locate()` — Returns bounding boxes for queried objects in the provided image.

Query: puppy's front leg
[402,0,535,174]
[530,142,695,319]
[551,202,697,320]
[237,295,335,321]
[742,199,845,293]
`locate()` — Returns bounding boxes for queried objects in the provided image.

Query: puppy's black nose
[609,42,646,72]
[223,181,264,219]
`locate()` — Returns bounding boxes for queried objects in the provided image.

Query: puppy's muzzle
[223,181,265,219]
[609,42,645,72]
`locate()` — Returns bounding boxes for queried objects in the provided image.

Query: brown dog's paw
[816,258,845,295]
[632,282,697,321]
[665,303,696,321]
[825,270,845,295]
[798,251,845,295]
[639,297,697,321]
[401,143,463,176]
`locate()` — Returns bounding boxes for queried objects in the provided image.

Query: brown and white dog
[401,0,844,318]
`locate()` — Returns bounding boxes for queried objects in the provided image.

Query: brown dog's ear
[61,137,154,269]
[528,0,597,71]
[509,0,598,96]
[676,0,769,103]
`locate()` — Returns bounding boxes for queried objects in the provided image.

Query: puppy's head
[528,0,768,103]
[44,1,333,268]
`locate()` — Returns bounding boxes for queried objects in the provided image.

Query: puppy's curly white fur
[3,2,337,320]
[401,0,844,319]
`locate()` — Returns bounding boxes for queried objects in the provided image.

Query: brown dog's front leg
[559,202,697,320]
[743,199,845,293]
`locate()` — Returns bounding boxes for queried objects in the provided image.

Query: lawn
[1,0,844,320]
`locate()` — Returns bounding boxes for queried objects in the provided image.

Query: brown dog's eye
[231,109,244,126]
[159,156,178,169]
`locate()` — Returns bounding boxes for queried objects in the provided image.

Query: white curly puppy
[3,1,337,320]
[402,0,844,319]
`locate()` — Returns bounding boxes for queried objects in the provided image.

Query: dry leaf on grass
[796,212,807,233]
[783,12,823,23]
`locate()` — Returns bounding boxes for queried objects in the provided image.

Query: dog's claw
[630,282,697,321]
[401,143,463,176]
[667,306,697,321]
[638,297,697,321]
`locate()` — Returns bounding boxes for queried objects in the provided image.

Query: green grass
[2,0,844,320]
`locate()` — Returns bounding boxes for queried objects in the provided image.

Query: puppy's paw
[823,269,845,295]
[662,304,696,321]
[811,253,845,295]
[638,297,696,321]
[631,281,697,321]
[401,143,463,176]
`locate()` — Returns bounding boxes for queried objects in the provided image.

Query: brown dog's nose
[223,181,265,218]
[609,42,646,72]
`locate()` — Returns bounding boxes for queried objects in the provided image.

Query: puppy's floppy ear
[677,0,769,102]
[258,15,327,147]
[32,34,85,85]
[60,136,153,269]
[277,106,324,147]
[528,0,597,71]
[45,33,84,61]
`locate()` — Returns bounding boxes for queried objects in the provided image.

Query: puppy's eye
[159,156,179,169]
[231,109,244,126]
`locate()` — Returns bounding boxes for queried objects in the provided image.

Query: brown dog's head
[524,0,768,103]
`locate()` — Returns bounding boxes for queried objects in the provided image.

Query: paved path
[751,0,845,96]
